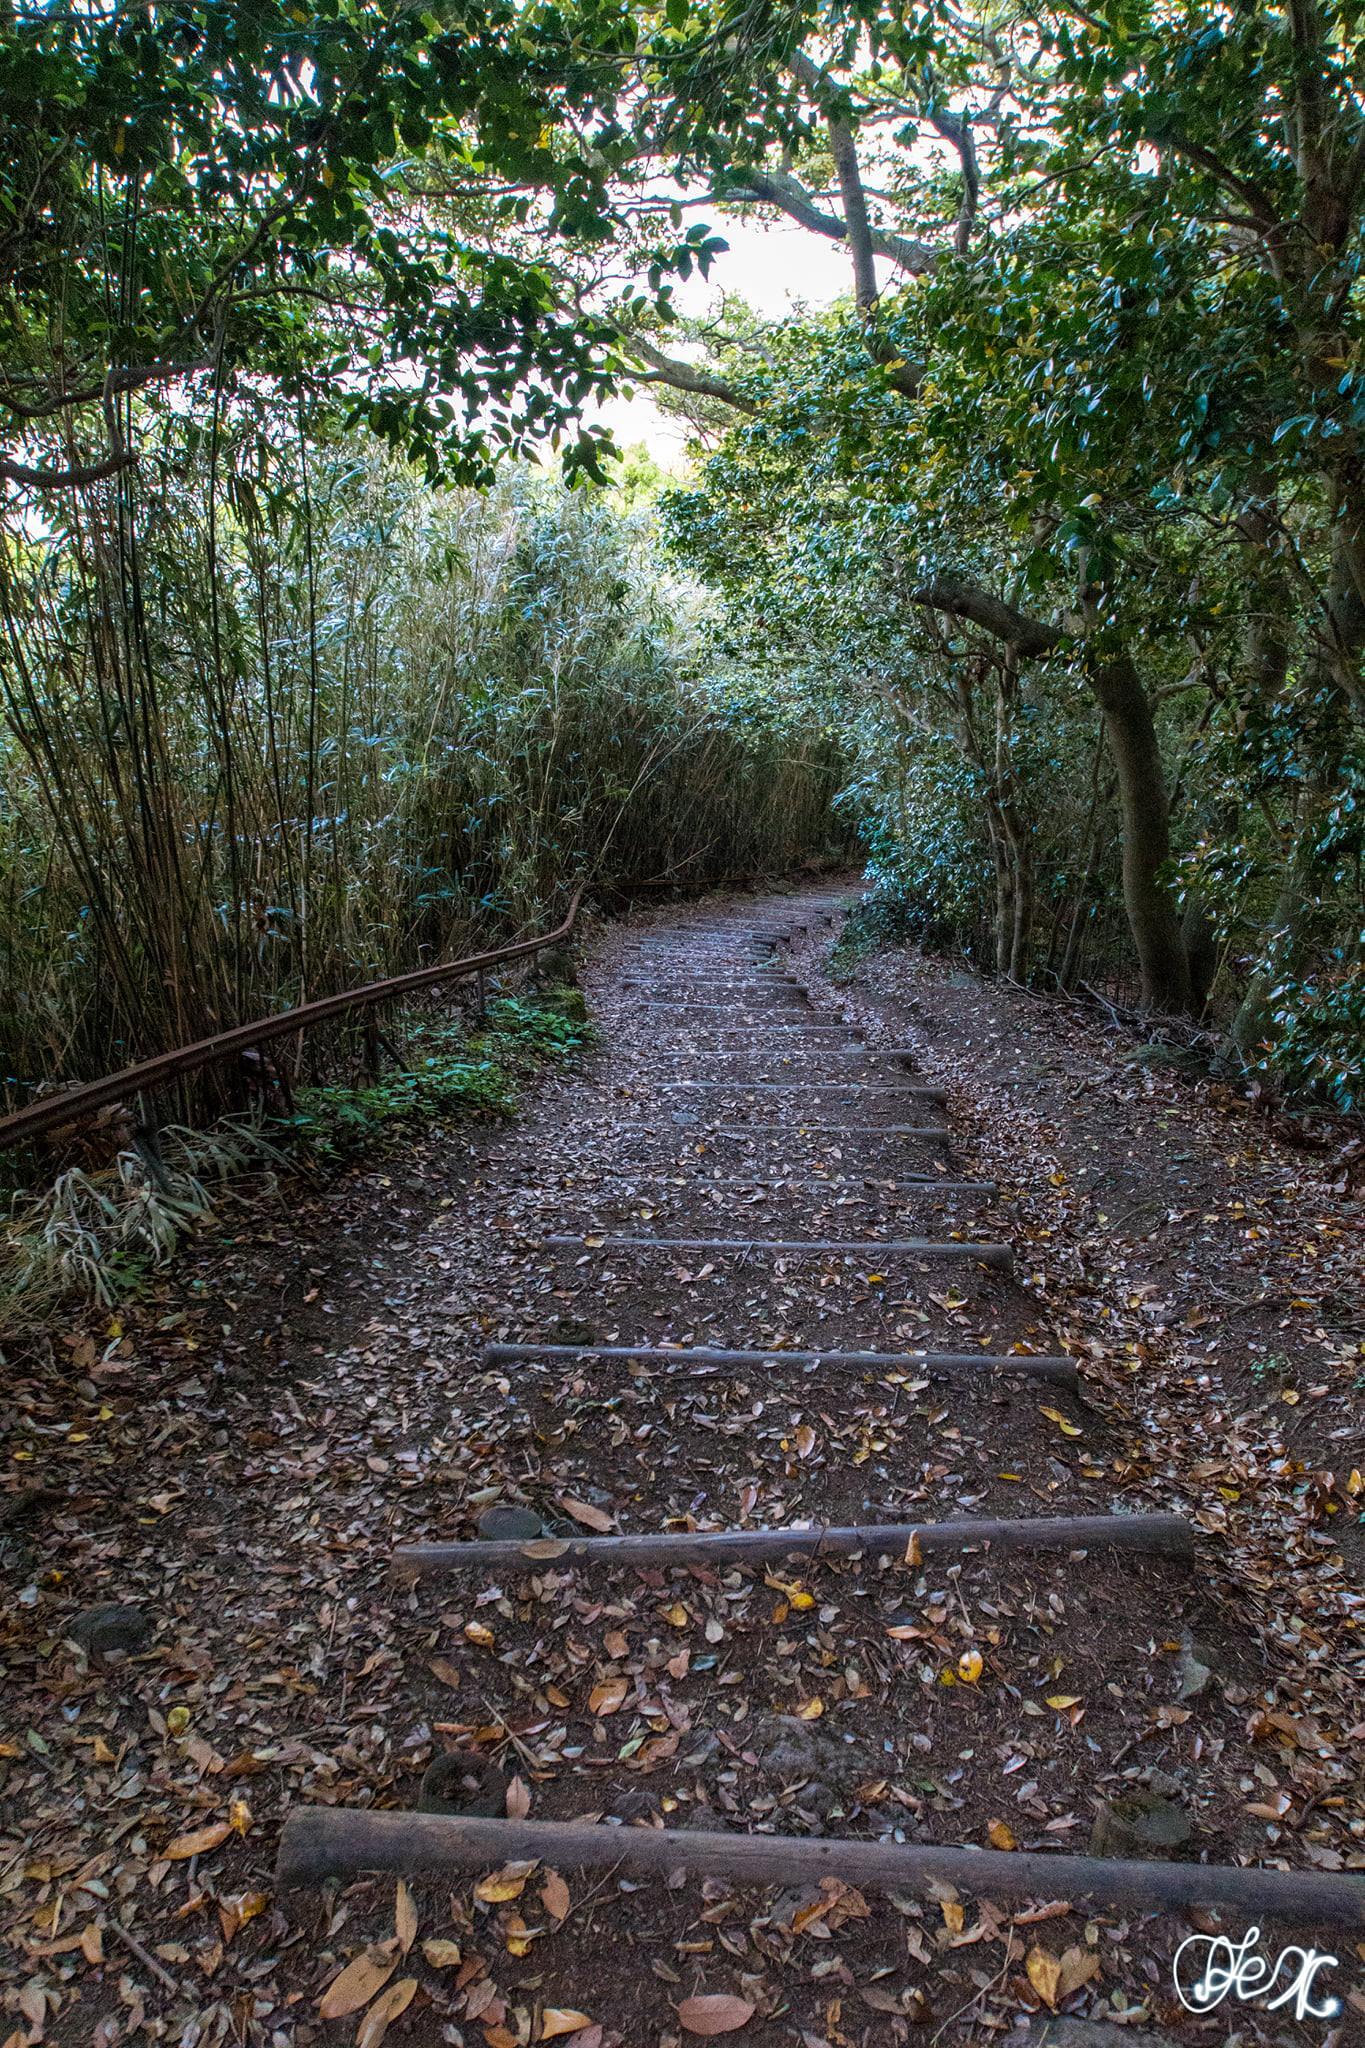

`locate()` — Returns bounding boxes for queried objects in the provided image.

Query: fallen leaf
[560,1496,615,1533]
[987,1819,1018,1850]
[506,1775,532,1818]
[677,1993,756,2036]
[395,1880,417,1955]
[356,1976,417,2048]
[541,2011,592,2040]
[1046,1694,1082,1711]
[588,1678,629,1717]
[318,1946,397,2020]
[161,1821,231,1862]
[541,1871,571,1921]
[957,1650,984,1684]
[1040,1405,1083,1438]
[475,1862,535,1904]
[420,1939,463,1969]
[1026,1944,1062,2009]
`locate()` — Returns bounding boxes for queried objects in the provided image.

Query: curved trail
[278,886,1360,2040]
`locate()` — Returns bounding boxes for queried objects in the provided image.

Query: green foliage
[281,994,591,1161]
[0,453,843,1132]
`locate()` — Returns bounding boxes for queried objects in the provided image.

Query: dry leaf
[475,1862,534,1904]
[161,1821,231,1861]
[421,1939,463,1968]
[506,1775,532,1818]
[1057,1945,1101,1997]
[957,1650,984,1684]
[318,1946,398,2020]
[1039,1405,1083,1438]
[540,2011,592,2040]
[588,1678,629,1717]
[395,1880,417,1955]
[1025,1944,1062,2009]
[677,1993,756,2036]
[1046,1694,1082,1710]
[541,1871,571,1922]
[356,1977,417,2048]
[987,1819,1018,1851]
[559,1495,614,1533]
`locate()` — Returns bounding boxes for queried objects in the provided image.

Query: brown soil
[1,884,1361,2048]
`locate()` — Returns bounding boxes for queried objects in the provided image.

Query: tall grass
[0,414,844,1158]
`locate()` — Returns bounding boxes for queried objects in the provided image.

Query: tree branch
[615,331,757,413]
[912,575,1061,657]
[0,446,136,490]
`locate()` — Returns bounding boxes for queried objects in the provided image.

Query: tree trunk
[1084,649,1191,1012]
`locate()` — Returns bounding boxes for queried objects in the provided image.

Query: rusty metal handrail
[0,880,587,1155]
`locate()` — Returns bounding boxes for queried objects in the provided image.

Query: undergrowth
[0,992,590,1349]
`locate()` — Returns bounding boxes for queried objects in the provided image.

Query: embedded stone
[476,1504,547,1542]
[66,1603,151,1657]
[418,1752,507,1818]
[1089,1788,1192,1858]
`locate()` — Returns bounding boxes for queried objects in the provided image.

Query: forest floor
[1,885,1362,2048]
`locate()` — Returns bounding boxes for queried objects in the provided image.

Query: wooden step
[392,1511,1195,1579]
[483,1341,1074,1386]
[275,1809,1365,1926]
[542,1233,1010,1268]
[663,1081,946,1100]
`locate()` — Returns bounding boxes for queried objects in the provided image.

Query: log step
[392,1511,1195,1579]
[483,1342,1076,1387]
[661,1176,996,1193]
[703,1124,950,1140]
[664,1081,946,1100]
[275,1810,1365,1927]
[542,1234,1010,1268]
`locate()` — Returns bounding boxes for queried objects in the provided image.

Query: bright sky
[591,209,855,467]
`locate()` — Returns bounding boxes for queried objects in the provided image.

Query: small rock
[751,1712,874,1790]
[66,1603,151,1657]
[1089,1788,1192,1858]
[1176,1633,1216,1699]
[476,1504,547,1541]
[418,1752,507,1817]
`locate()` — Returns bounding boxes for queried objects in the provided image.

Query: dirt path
[2,887,1361,2047]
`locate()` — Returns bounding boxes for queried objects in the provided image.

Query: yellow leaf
[1039,1406,1082,1438]
[987,1819,1018,1850]
[541,2011,592,2041]
[957,1650,984,1684]
[475,1862,535,1904]
[1046,1694,1082,1711]
[318,1946,397,2020]
[395,1879,417,1955]
[161,1821,231,1861]
[864,1273,886,1285]
[356,1976,417,2048]
[166,1706,190,1736]
[228,1796,252,1836]
[796,1696,824,1718]
[663,1602,689,1626]
[940,1900,965,1933]
[1026,1943,1062,2009]
[904,1531,922,1567]
[464,1621,495,1648]
[421,1939,463,1969]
